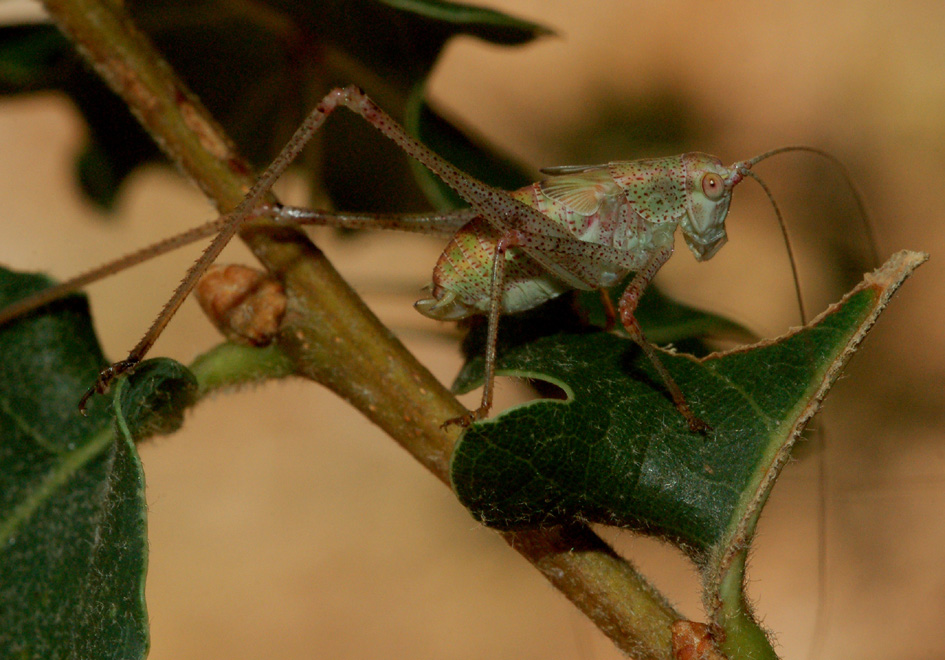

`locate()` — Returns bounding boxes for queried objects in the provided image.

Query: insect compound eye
[701,172,725,201]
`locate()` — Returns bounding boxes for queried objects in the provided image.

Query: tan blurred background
[1,1,943,658]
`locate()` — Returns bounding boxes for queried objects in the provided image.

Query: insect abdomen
[415,215,570,320]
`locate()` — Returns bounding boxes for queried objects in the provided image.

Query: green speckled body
[415,152,737,321]
[416,213,572,320]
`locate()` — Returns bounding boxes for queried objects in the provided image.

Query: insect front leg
[617,246,710,434]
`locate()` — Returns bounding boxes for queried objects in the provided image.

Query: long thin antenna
[748,145,881,269]
[745,145,878,660]
[740,167,808,324]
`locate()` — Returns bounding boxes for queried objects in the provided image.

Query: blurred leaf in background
[0,0,550,210]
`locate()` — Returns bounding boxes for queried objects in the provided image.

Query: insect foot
[685,414,712,435]
[78,358,140,415]
[440,406,489,431]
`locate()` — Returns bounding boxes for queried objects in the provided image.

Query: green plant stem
[39,0,682,655]
[188,343,296,396]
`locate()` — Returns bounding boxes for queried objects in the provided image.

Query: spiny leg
[79,85,510,411]
[79,85,638,419]
[273,205,477,236]
[333,86,630,291]
[0,215,231,328]
[0,205,475,332]
[79,91,358,410]
[617,246,710,434]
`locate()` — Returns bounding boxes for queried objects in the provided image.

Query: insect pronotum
[0,86,875,431]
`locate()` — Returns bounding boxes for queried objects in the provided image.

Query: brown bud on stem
[195,264,287,346]
[671,620,728,660]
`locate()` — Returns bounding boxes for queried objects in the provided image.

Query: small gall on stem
[195,264,287,347]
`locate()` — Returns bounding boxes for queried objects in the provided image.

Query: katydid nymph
[0,86,872,431]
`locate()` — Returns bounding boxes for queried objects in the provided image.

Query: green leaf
[452,281,754,397]
[448,253,914,543]
[0,24,69,91]
[452,324,805,544]
[405,88,535,209]
[0,268,149,659]
[450,251,926,656]
[0,2,548,209]
[117,358,199,441]
[377,0,553,42]
[581,279,757,348]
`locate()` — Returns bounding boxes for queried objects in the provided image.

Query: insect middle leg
[492,231,709,433]
[618,247,710,433]
[0,206,475,332]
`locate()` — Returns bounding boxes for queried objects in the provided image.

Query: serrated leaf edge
[705,249,928,656]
